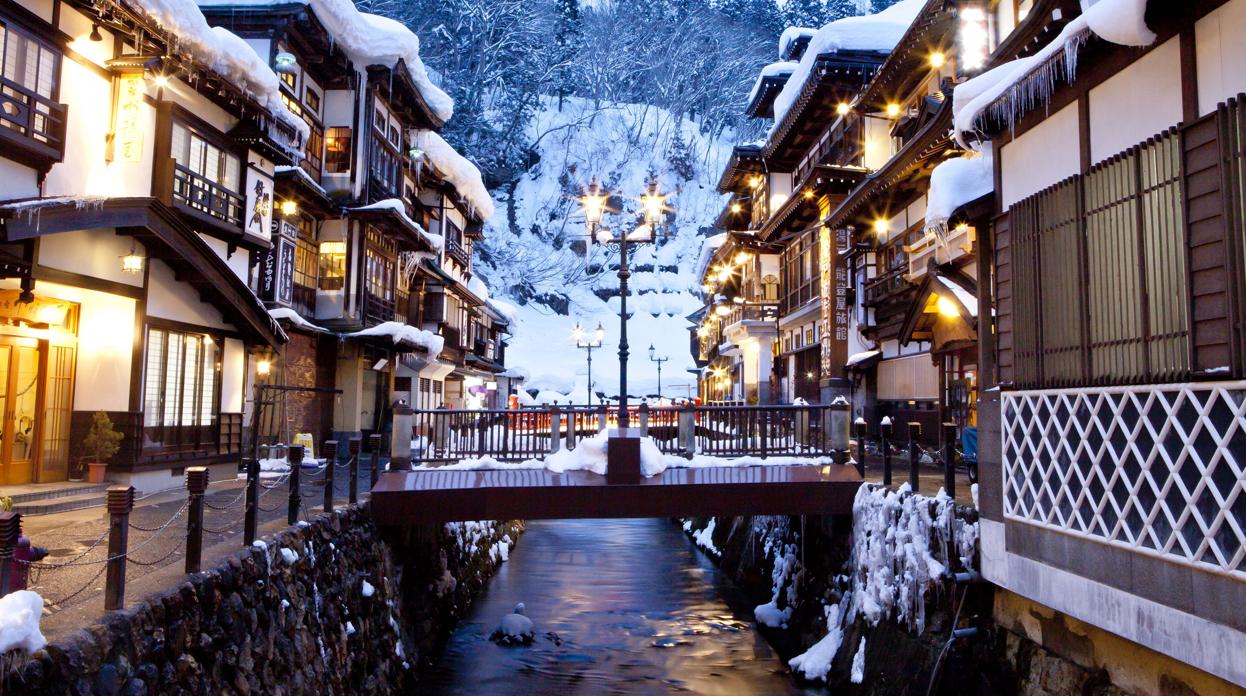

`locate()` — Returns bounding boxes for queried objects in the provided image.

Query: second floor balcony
[172,165,244,230]
[0,74,68,169]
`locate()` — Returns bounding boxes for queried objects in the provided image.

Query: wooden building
[966,0,1246,689]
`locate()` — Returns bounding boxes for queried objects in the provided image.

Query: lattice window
[1003,382,1246,577]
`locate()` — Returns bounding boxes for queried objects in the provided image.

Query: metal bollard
[854,417,867,478]
[104,486,135,611]
[368,434,382,490]
[0,511,19,598]
[244,458,259,545]
[324,440,336,513]
[288,445,304,525]
[908,422,922,493]
[880,418,893,487]
[185,467,208,574]
[942,422,958,499]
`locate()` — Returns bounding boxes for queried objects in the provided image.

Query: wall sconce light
[89,24,103,41]
[280,200,298,217]
[274,51,299,75]
[120,241,144,274]
[929,51,946,69]
[873,218,889,236]
[256,358,272,376]
[886,103,901,118]
[836,102,851,116]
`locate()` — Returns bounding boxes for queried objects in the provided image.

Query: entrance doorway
[0,338,41,484]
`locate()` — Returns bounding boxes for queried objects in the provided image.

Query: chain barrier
[202,486,248,512]
[127,499,191,533]
[41,562,108,608]
[126,536,186,567]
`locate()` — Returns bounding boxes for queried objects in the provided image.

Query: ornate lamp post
[648,344,669,401]
[579,176,668,429]
[573,321,605,405]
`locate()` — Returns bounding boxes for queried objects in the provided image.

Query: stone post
[638,402,650,437]
[854,417,867,477]
[287,445,304,525]
[104,485,135,611]
[943,422,958,498]
[367,434,381,490]
[185,467,208,574]
[323,440,336,512]
[597,404,608,433]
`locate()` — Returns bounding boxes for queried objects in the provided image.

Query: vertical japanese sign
[244,167,274,241]
[113,74,145,163]
[258,236,295,306]
[820,226,850,379]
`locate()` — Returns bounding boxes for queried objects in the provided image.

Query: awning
[347,200,441,253]
[0,197,286,347]
[897,263,978,346]
[845,349,882,370]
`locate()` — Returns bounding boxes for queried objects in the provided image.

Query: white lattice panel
[1002,382,1246,577]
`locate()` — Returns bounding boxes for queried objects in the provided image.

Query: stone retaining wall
[1,506,520,694]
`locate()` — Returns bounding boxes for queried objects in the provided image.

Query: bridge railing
[411,403,843,464]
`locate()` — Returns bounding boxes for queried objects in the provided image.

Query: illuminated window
[1,21,60,100]
[143,328,219,441]
[318,241,346,290]
[325,126,352,173]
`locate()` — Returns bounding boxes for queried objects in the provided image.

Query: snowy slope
[477,97,734,401]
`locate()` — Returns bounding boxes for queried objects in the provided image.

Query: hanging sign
[244,167,274,240]
[113,74,145,163]
[257,237,295,306]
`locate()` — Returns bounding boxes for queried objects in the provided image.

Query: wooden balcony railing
[0,75,68,165]
[172,165,244,228]
[446,238,470,268]
[368,133,403,199]
[723,302,779,328]
[363,290,396,326]
[863,268,912,306]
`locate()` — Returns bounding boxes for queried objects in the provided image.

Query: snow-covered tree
[552,0,581,111]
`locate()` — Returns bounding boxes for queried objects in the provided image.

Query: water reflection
[425,518,819,695]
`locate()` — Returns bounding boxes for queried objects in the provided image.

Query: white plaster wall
[201,236,250,283]
[16,0,52,22]
[769,172,793,213]
[1195,0,1246,116]
[37,230,144,287]
[62,6,115,66]
[146,259,229,329]
[165,82,235,133]
[862,115,894,170]
[221,338,245,413]
[1000,103,1080,208]
[1089,37,1182,163]
[0,159,39,201]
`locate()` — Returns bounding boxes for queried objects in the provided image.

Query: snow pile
[0,591,46,658]
[754,538,800,629]
[850,638,867,683]
[279,547,298,565]
[361,579,376,598]
[466,275,490,303]
[268,307,326,332]
[492,603,535,645]
[688,518,719,557]
[788,483,979,683]
[544,430,666,477]
[413,130,494,221]
[772,0,926,127]
[747,61,798,107]
[953,0,1155,146]
[923,144,993,234]
[345,321,446,355]
[257,457,290,472]
[488,298,520,325]
[351,199,444,251]
[130,0,309,148]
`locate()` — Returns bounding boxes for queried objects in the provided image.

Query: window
[143,328,219,448]
[325,126,352,173]
[365,247,394,301]
[1,21,58,99]
[280,70,296,89]
[304,87,321,114]
[171,122,243,224]
[318,241,346,290]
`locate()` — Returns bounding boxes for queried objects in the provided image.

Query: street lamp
[573,321,605,405]
[580,175,667,428]
[648,344,669,401]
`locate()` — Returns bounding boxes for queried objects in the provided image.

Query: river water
[424,518,820,695]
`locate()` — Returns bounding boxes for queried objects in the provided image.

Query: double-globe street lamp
[648,344,669,401]
[579,177,668,429]
[572,321,605,405]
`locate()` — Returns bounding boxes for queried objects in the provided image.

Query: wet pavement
[424,518,822,696]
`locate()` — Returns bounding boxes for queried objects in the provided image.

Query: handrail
[0,74,68,158]
[172,164,244,227]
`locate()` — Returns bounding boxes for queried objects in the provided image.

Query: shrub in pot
[82,411,123,484]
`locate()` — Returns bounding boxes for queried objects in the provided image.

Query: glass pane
[201,340,217,426]
[0,345,9,460]
[144,329,165,426]
[180,336,200,426]
[163,332,183,426]
[41,345,74,477]
[11,345,38,462]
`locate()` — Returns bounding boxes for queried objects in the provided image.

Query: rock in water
[491,603,535,645]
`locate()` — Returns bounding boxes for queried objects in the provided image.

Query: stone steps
[6,483,110,515]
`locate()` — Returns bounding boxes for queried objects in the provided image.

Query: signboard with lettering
[257,237,295,306]
[244,166,274,241]
[820,226,850,379]
[113,74,145,163]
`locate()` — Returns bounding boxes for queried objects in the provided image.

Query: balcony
[363,290,396,327]
[906,225,975,280]
[446,238,470,268]
[368,133,403,200]
[863,267,913,306]
[172,165,244,229]
[722,302,779,331]
[0,75,68,168]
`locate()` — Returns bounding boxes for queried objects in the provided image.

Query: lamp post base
[606,429,643,484]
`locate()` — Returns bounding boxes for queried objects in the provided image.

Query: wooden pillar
[244,457,259,545]
[185,467,208,574]
[104,486,135,611]
[287,445,304,525]
[0,511,19,598]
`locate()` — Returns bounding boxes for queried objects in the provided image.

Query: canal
[424,518,819,695]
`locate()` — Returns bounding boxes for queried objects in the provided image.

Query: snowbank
[544,430,665,477]
[923,144,993,234]
[772,0,925,127]
[413,130,494,221]
[0,591,45,657]
[345,321,446,355]
[134,0,309,149]
[953,0,1155,146]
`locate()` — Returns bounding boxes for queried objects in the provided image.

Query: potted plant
[82,411,124,484]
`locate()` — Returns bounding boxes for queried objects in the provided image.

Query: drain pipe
[924,570,984,696]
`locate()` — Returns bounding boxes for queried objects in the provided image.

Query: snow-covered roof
[488,298,520,325]
[772,0,925,127]
[350,198,444,251]
[467,275,490,303]
[845,349,881,367]
[694,232,729,282]
[125,0,310,150]
[923,144,993,233]
[412,130,494,221]
[274,164,328,198]
[747,61,798,109]
[953,0,1155,147]
[778,27,816,60]
[196,0,452,123]
[268,307,327,332]
[344,321,445,354]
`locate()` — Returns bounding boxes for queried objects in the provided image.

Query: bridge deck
[370,464,864,524]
